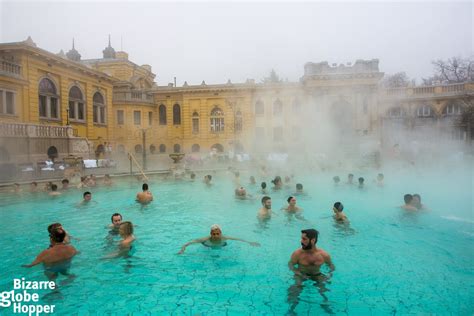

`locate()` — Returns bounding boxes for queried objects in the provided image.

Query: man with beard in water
[287,229,335,312]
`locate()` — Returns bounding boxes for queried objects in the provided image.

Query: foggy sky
[1,0,472,86]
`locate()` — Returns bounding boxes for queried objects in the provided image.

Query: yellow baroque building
[0,36,472,173]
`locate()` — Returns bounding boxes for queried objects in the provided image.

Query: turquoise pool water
[0,165,473,315]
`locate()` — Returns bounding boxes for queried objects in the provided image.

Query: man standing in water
[22,227,77,280]
[287,229,335,310]
[136,183,153,204]
[258,196,273,220]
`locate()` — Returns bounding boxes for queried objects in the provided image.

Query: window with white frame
[93,92,106,124]
[0,89,15,115]
[68,86,85,122]
[210,107,224,132]
[38,78,59,119]
[192,112,199,134]
[273,99,283,116]
[234,110,242,132]
[134,111,141,125]
[117,110,124,125]
[444,103,463,115]
[416,105,433,117]
[255,100,264,115]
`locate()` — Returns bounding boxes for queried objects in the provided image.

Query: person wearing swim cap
[178,225,260,254]
[332,202,348,222]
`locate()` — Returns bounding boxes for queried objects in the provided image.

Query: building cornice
[0,42,118,84]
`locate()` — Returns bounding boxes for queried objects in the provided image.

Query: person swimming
[271,176,282,190]
[401,194,417,211]
[332,202,348,222]
[333,176,340,185]
[178,224,260,254]
[260,182,268,194]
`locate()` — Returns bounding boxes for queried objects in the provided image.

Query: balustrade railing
[0,122,75,138]
[0,60,22,77]
[382,82,470,98]
[113,91,153,103]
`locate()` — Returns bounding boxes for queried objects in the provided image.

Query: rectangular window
[50,97,58,118]
[117,110,124,125]
[192,118,199,133]
[273,126,283,142]
[0,91,3,113]
[134,111,141,125]
[5,92,14,114]
[78,103,84,120]
[39,95,47,117]
[69,101,75,119]
[93,105,98,123]
[99,106,105,124]
[148,112,153,126]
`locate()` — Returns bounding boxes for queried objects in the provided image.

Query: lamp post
[142,128,147,170]
[135,128,149,170]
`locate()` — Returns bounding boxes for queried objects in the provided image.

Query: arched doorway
[47,146,58,161]
[135,144,143,153]
[211,143,224,153]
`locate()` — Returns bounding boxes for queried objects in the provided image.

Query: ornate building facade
[0,37,472,171]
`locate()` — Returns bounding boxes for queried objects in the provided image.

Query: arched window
[149,144,156,154]
[173,104,181,125]
[234,110,242,132]
[273,99,283,116]
[159,144,166,153]
[210,107,224,132]
[191,144,200,152]
[255,100,264,115]
[192,112,199,134]
[93,92,106,124]
[416,105,433,117]
[159,104,167,125]
[134,144,143,153]
[68,86,85,121]
[173,144,181,153]
[443,102,463,116]
[292,99,301,113]
[39,78,59,119]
